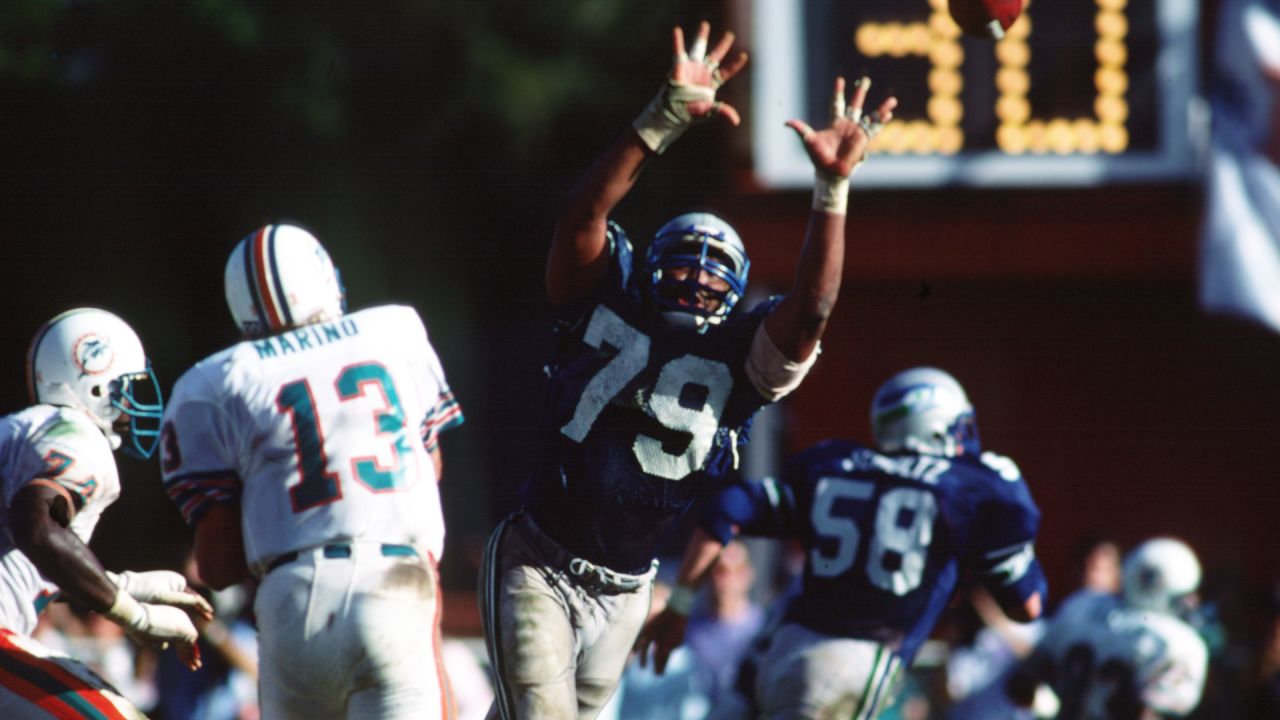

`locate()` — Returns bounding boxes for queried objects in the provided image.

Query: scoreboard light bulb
[1100,123,1129,153]
[1025,120,1049,154]
[996,67,1030,95]
[1096,10,1128,39]
[1095,38,1128,66]
[929,12,963,38]
[906,24,933,55]
[938,126,965,154]
[1095,96,1129,124]
[929,39,965,68]
[996,96,1031,124]
[885,23,914,58]
[1046,118,1075,154]
[929,68,964,96]
[855,24,883,55]
[997,124,1029,154]
[996,39,1030,67]
[1073,119,1101,153]
[1094,67,1129,95]
[927,96,964,125]
[910,121,940,154]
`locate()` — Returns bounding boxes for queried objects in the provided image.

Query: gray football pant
[480,511,655,720]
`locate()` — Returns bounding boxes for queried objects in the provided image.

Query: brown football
[948,0,1025,40]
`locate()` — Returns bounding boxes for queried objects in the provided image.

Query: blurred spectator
[153,553,259,720]
[608,580,712,720]
[443,637,494,720]
[685,541,766,704]
[1071,533,1122,595]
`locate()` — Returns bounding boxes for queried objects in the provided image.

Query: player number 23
[810,477,937,596]
[561,306,732,481]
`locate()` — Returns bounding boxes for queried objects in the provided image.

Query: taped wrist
[813,169,852,214]
[665,584,697,616]
[633,81,716,154]
[103,587,147,631]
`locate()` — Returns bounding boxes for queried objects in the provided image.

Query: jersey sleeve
[27,412,113,512]
[414,317,465,448]
[551,221,637,323]
[965,455,1047,607]
[1143,621,1209,716]
[696,475,797,545]
[160,368,242,527]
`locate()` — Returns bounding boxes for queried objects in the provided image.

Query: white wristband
[103,587,145,631]
[665,584,697,616]
[632,81,717,154]
[813,170,851,214]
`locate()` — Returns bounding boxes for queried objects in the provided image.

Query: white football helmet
[871,367,980,457]
[224,224,346,338]
[1123,537,1202,615]
[26,308,163,459]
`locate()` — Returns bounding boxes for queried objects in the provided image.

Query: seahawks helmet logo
[72,333,115,376]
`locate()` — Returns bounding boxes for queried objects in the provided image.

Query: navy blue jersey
[527,224,776,574]
[699,439,1044,663]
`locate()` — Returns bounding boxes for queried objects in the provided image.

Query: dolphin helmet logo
[72,333,115,377]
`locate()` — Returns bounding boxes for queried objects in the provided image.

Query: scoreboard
[750,0,1201,187]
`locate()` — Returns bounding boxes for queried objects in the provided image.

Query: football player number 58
[277,361,415,512]
[562,306,733,481]
[810,477,937,596]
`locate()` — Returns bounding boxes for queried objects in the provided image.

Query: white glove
[104,588,202,669]
[109,570,213,619]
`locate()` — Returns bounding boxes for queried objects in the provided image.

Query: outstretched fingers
[830,76,847,122]
[786,118,816,141]
[705,29,736,65]
[673,26,688,62]
[689,21,710,61]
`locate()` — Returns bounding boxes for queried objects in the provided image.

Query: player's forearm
[763,212,845,361]
[24,527,118,612]
[547,132,651,305]
[676,527,727,587]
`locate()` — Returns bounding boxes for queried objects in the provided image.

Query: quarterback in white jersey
[161,224,464,719]
[1,308,209,719]
[1008,538,1209,719]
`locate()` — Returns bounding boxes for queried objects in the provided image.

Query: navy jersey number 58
[810,477,938,596]
[561,305,732,481]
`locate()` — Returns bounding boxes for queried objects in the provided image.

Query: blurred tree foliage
[0,0,734,580]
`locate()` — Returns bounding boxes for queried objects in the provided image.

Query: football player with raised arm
[1006,537,1209,719]
[1,309,211,719]
[479,20,896,720]
[160,225,464,719]
[637,367,1048,719]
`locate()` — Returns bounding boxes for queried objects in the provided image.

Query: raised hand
[633,21,750,154]
[787,76,898,178]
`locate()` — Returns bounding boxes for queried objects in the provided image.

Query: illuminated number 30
[853,0,1129,156]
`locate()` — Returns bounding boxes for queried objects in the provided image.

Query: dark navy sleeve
[964,458,1046,608]
[551,220,636,323]
[696,476,797,545]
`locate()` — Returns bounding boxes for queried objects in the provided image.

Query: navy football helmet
[645,212,749,330]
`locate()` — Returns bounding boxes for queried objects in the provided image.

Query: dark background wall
[1,0,1274,625]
